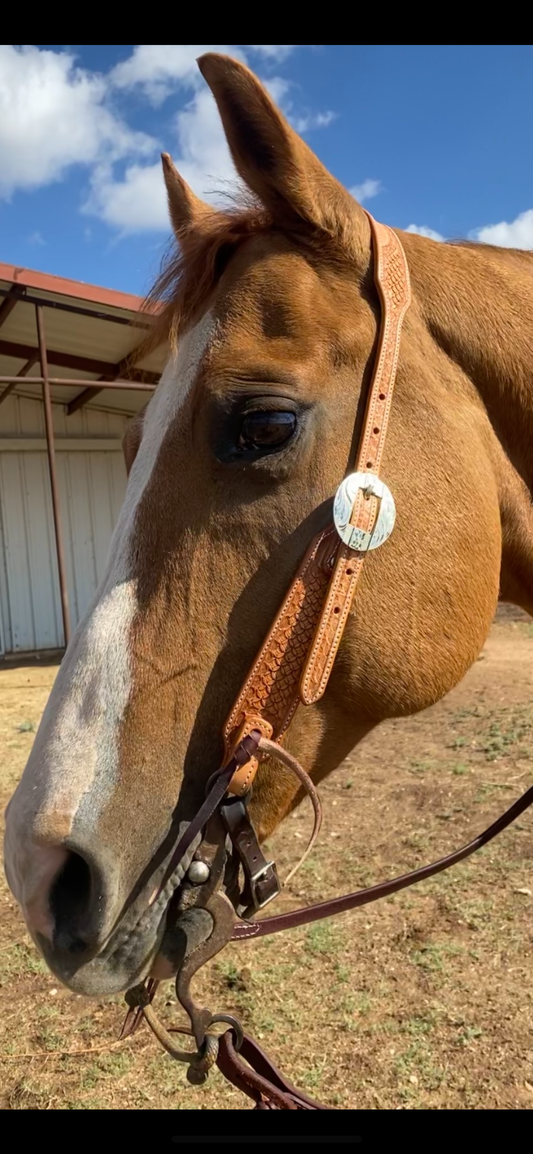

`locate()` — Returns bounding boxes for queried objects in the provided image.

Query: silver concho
[333,472,396,552]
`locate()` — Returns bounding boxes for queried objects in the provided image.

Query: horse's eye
[238,411,297,451]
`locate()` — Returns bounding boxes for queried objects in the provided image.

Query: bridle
[118,214,533,1109]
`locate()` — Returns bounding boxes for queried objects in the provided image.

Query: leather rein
[119,214,533,1110]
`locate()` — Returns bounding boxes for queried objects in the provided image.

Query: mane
[143,201,271,353]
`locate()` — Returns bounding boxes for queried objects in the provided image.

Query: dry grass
[1,608,532,1109]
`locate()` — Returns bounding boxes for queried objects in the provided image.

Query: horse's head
[3,55,501,995]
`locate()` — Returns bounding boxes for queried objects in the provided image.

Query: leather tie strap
[232,777,533,940]
[216,1027,332,1110]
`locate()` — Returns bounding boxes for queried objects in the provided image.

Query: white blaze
[4,311,216,923]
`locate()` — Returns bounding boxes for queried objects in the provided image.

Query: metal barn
[0,262,166,657]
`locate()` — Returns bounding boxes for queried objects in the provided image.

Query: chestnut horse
[4,54,533,1006]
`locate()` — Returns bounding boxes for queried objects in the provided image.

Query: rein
[119,214,533,1109]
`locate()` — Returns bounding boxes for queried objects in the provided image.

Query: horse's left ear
[161,152,214,242]
[197,53,369,258]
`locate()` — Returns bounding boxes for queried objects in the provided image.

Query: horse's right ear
[197,54,369,260]
[122,407,146,476]
[161,153,214,242]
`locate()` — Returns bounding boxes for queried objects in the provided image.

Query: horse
[3,52,533,1103]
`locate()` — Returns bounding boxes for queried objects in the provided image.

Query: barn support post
[35,305,71,647]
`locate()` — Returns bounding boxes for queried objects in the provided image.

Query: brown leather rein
[119,214,533,1110]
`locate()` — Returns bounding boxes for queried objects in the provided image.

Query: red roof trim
[0,260,152,315]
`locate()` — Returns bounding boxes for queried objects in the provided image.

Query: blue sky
[1,44,533,297]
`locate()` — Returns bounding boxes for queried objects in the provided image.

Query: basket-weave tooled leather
[223,527,337,753]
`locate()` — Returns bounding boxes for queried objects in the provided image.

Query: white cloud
[27,230,45,246]
[87,161,169,233]
[405,224,445,241]
[292,110,337,133]
[249,46,297,62]
[109,45,246,106]
[471,208,533,250]
[174,88,241,193]
[350,179,382,204]
[0,44,154,200]
[87,84,244,232]
[264,76,336,134]
[109,45,300,106]
[262,76,291,105]
[0,44,334,235]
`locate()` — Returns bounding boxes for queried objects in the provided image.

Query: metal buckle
[247,860,281,911]
[219,797,282,915]
[333,471,396,552]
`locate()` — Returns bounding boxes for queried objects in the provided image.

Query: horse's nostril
[55,929,89,956]
[49,851,93,953]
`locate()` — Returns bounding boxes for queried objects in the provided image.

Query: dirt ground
[0,605,532,1110]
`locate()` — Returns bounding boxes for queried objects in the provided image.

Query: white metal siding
[0,395,129,654]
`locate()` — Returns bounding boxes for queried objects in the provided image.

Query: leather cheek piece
[221,532,335,752]
[299,548,365,705]
[300,491,377,705]
[300,221,412,705]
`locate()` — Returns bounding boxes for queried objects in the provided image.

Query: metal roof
[0,261,167,418]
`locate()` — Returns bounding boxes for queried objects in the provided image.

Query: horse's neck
[406,236,533,614]
[406,237,533,490]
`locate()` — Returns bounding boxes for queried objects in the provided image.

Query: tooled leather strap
[223,214,411,795]
[223,527,339,792]
[300,217,411,703]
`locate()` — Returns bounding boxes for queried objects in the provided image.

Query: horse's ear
[122,407,146,476]
[161,153,213,241]
[197,54,368,255]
